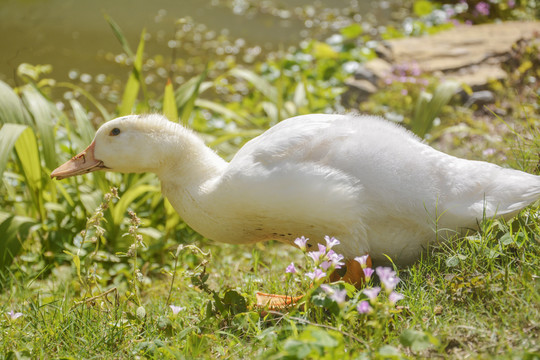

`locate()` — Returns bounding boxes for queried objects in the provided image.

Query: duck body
[51,114,540,266]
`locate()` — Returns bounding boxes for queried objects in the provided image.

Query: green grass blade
[118,29,147,116]
[230,68,278,103]
[163,79,179,122]
[0,80,31,125]
[0,123,28,179]
[104,14,134,58]
[57,82,111,120]
[195,98,249,126]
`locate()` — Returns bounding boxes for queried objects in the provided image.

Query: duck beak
[51,141,108,180]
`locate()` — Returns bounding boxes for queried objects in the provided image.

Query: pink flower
[327,250,345,269]
[324,236,340,249]
[317,243,327,254]
[475,2,490,16]
[169,305,185,315]
[357,301,372,314]
[294,236,309,251]
[354,255,369,268]
[389,291,405,304]
[7,310,23,320]
[320,284,347,304]
[286,262,297,274]
[307,251,323,263]
[363,286,381,300]
[376,267,400,292]
[306,268,326,281]
[363,267,374,280]
[320,261,332,271]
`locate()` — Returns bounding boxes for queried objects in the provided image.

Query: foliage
[0,6,540,359]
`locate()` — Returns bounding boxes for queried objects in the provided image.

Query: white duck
[51,114,540,283]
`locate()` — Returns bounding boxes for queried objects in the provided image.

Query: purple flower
[327,250,345,269]
[307,251,323,263]
[357,301,372,314]
[320,284,347,304]
[376,267,400,292]
[306,268,326,282]
[285,262,297,274]
[354,255,369,268]
[294,236,309,251]
[475,2,490,16]
[363,286,381,300]
[331,289,347,304]
[7,310,23,320]
[507,0,515,8]
[389,291,405,304]
[169,305,185,315]
[320,261,332,271]
[317,243,327,254]
[363,267,374,280]
[401,89,408,96]
[324,236,340,249]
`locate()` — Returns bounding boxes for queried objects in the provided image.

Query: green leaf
[70,99,96,145]
[118,29,147,116]
[163,79,178,122]
[0,80,31,125]
[413,0,434,17]
[13,126,45,219]
[111,184,159,226]
[104,14,134,58]
[230,68,278,103]
[21,86,57,170]
[178,67,208,126]
[0,123,28,179]
[400,329,439,352]
[340,23,363,39]
[312,41,339,60]
[0,212,36,276]
[195,98,249,126]
[411,80,460,138]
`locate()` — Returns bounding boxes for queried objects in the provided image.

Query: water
[0,0,394,84]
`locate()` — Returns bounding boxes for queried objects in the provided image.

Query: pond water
[0,0,397,85]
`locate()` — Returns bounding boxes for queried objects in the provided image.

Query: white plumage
[52,113,540,266]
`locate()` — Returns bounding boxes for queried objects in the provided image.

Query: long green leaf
[14,126,45,219]
[104,14,134,58]
[21,86,57,170]
[0,123,28,179]
[178,67,208,126]
[230,68,278,103]
[70,99,96,145]
[0,80,31,125]
[118,29,147,116]
[411,80,460,138]
[111,184,159,226]
[0,212,36,277]
[163,79,178,122]
[195,98,249,126]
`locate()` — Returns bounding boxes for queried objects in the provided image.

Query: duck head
[51,114,174,180]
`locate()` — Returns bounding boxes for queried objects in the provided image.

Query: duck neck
[154,128,229,240]
[155,128,227,190]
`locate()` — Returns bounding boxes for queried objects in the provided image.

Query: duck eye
[110,128,121,136]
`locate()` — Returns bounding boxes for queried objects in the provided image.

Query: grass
[1,4,539,359]
[1,199,539,358]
